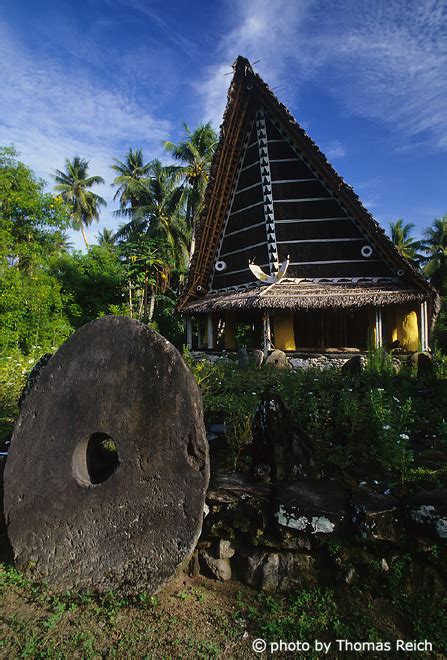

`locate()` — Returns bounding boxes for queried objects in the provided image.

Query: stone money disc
[4,316,209,594]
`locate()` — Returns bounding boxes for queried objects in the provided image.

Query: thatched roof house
[179,56,438,354]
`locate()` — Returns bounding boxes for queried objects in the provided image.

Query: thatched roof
[178,56,436,313]
[182,278,428,314]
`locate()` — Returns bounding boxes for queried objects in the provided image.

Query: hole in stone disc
[72,433,119,486]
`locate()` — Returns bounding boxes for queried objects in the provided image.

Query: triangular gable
[179,57,432,308]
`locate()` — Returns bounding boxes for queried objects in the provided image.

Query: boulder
[238,347,249,369]
[275,529,312,552]
[276,480,347,535]
[265,349,290,370]
[350,487,403,544]
[206,470,271,505]
[199,550,232,581]
[238,550,317,593]
[341,355,362,375]
[202,472,272,555]
[252,390,314,481]
[4,317,209,594]
[204,471,271,543]
[288,357,311,370]
[251,349,264,369]
[215,539,235,559]
[405,490,447,541]
[411,352,434,379]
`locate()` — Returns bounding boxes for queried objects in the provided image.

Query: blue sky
[1,0,446,249]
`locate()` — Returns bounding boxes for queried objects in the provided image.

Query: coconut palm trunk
[148,287,156,323]
[128,280,133,318]
[188,183,199,261]
[80,221,89,249]
[143,270,149,323]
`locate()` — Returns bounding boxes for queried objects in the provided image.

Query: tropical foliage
[111,148,152,210]
[97,227,116,246]
[164,122,217,256]
[53,156,106,249]
[114,158,189,322]
[387,215,447,352]
[49,246,127,328]
[389,219,425,266]
[423,215,447,351]
[0,146,72,354]
[423,214,447,294]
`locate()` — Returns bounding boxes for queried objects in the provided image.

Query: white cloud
[324,141,346,159]
[200,0,447,151]
[200,0,314,126]
[316,0,447,150]
[0,20,170,249]
[111,0,199,59]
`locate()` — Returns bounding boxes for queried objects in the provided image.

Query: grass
[1,560,446,658]
[0,565,248,658]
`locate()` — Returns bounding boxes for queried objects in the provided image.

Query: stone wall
[189,350,443,594]
[193,466,447,593]
[191,350,406,371]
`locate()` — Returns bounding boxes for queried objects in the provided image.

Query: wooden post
[186,316,193,350]
[375,309,383,348]
[207,314,214,350]
[199,318,206,349]
[263,311,272,356]
[420,301,428,351]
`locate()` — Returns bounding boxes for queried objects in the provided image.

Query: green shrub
[225,410,253,469]
[366,345,396,375]
[186,354,447,481]
[369,389,414,482]
[237,588,338,642]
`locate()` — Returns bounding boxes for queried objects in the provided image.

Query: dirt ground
[2,561,445,659]
[0,568,256,658]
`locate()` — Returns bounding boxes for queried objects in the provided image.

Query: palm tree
[423,214,447,293]
[164,123,217,257]
[111,148,152,210]
[389,219,425,266]
[97,227,116,246]
[53,157,106,249]
[116,160,189,322]
[52,232,73,255]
